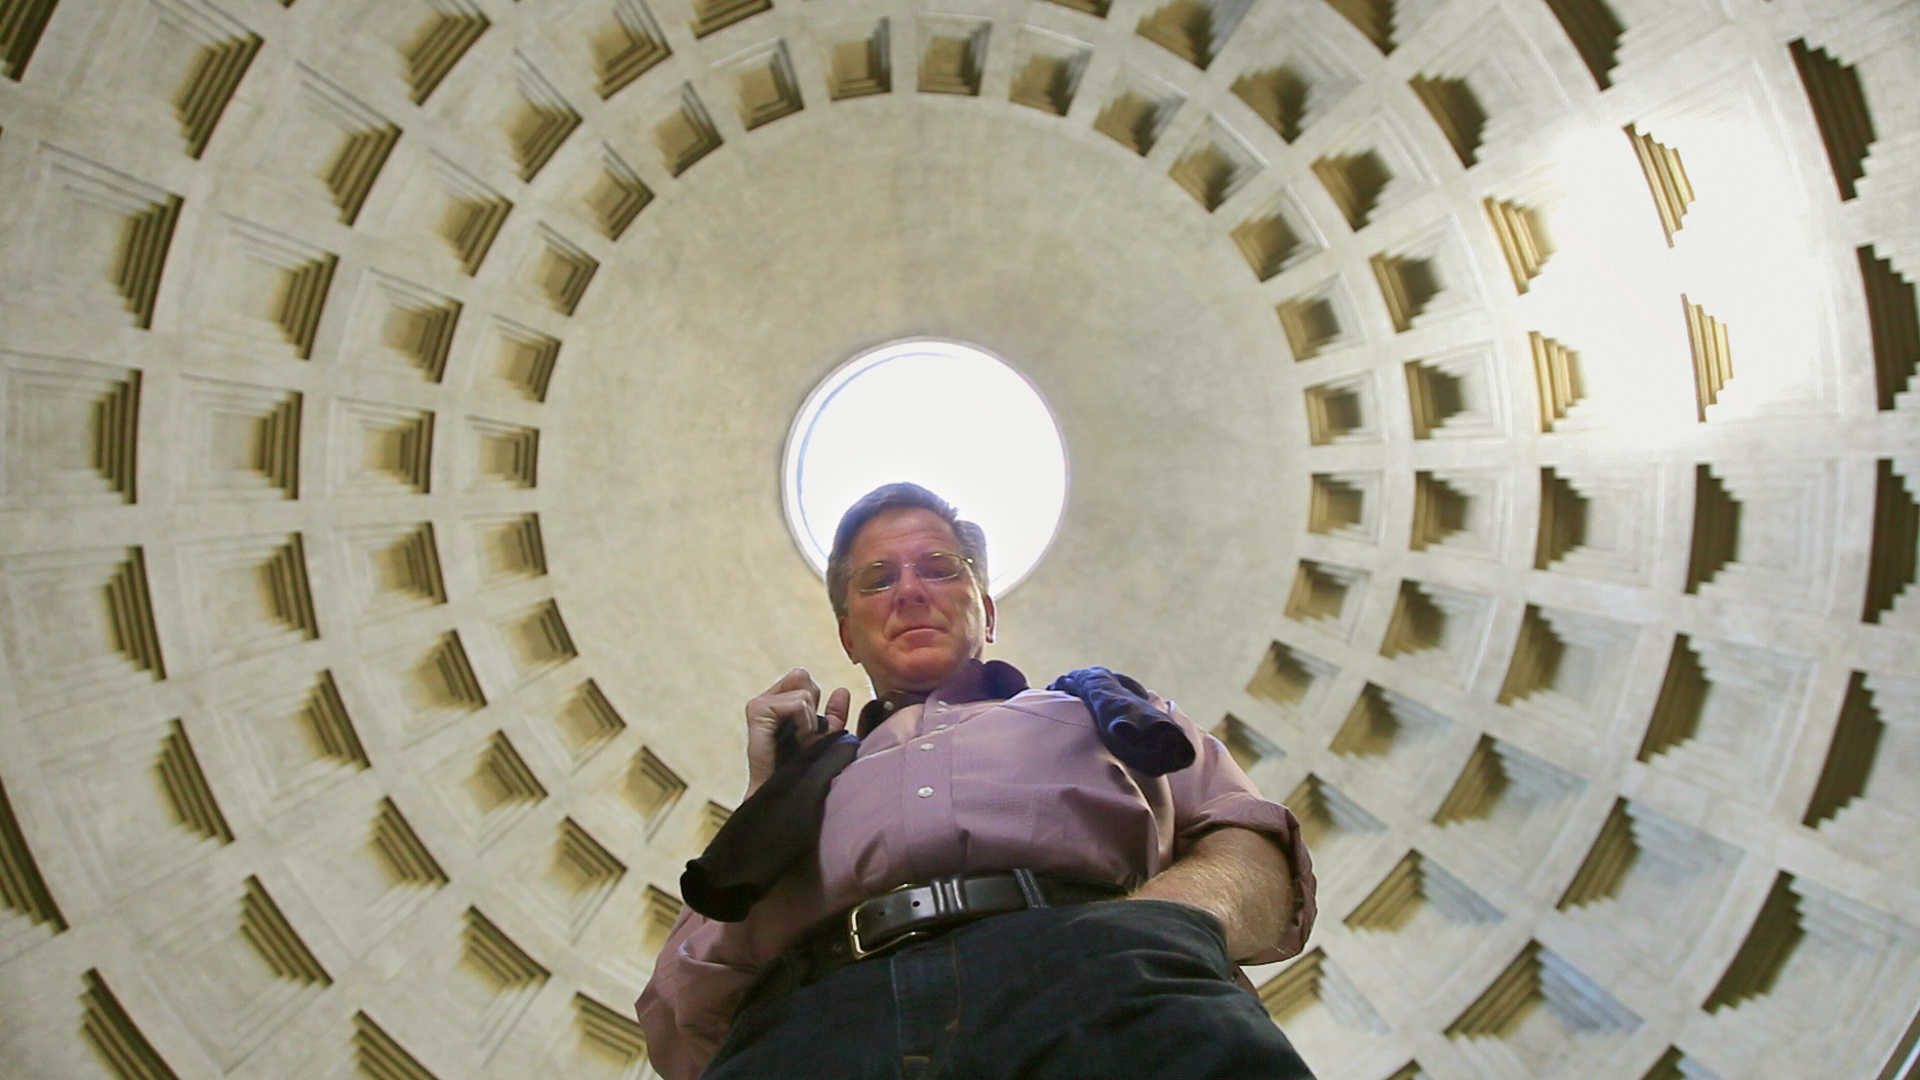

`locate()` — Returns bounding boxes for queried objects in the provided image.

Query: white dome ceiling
[1,0,1917,1077]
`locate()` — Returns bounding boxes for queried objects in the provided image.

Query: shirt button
[919,742,935,751]
[916,786,934,798]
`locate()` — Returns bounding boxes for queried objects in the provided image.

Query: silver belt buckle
[848,913,927,961]
[847,883,931,961]
[848,919,926,961]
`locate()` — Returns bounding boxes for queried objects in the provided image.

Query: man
[636,483,1317,1078]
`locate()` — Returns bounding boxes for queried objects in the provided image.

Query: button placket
[900,705,954,871]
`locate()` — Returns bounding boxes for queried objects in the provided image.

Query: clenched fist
[743,668,850,796]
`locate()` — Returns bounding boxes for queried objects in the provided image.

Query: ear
[838,615,857,662]
[982,593,996,644]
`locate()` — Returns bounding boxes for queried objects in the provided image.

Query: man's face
[837,507,996,697]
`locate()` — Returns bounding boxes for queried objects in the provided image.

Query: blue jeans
[702,898,1317,1079]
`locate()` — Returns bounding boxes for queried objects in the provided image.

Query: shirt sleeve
[633,908,757,1080]
[635,856,828,1079]
[1154,693,1318,965]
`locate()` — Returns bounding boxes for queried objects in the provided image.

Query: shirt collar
[855,658,1028,737]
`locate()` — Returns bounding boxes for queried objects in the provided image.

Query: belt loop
[936,875,965,917]
[1011,867,1048,909]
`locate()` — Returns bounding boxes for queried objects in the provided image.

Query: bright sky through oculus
[783,339,1068,596]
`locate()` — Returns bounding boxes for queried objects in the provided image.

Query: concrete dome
[0,0,1916,1076]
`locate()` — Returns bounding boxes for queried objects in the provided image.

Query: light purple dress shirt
[634,659,1318,1080]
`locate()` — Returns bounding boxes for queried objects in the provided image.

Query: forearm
[1130,826,1294,962]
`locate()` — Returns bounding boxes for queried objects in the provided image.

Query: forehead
[847,507,961,561]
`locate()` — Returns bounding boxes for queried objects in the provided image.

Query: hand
[744,668,851,795]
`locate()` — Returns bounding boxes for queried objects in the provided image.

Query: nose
[890,564,934,603]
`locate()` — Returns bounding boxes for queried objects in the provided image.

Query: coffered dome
[0,0,1916,1077]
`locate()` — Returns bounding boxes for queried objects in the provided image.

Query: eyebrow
[860,549,954,563]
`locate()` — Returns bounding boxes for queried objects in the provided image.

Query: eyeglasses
[850,552,975,595]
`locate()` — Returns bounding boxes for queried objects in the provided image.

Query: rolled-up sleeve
[634,909,760,1080]
[1157,695,1318,964]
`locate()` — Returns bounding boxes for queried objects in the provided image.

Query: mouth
[896,626,942,640]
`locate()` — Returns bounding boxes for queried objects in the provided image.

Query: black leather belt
[743,870,1127,1008]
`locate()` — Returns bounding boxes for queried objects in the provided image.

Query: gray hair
[826,482,988,619]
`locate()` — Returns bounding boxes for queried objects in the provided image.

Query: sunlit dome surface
[4,2,1920,1078]
[783,340,1069,595]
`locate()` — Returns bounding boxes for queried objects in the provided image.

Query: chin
[884,651,962,688]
